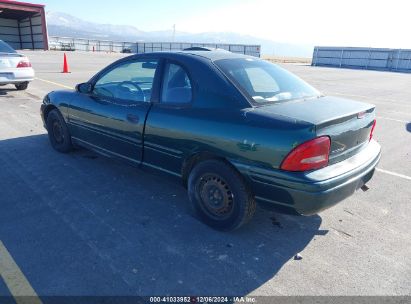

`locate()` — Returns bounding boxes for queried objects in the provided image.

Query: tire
[46,109,73,153]
[188,159,256,231]
[15,82,29,90]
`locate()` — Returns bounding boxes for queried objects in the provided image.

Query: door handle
[126,113,139,124]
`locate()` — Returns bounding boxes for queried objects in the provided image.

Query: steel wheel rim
[52,120,64,144]
[197,173,234,220]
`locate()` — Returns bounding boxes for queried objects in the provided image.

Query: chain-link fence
[49,36,261,57]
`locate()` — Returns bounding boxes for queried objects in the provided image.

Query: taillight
[369,119,376,141]
[280,136,331,172]
[17,61,32,68]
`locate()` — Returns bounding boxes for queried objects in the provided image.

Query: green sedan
[40,50,381,231]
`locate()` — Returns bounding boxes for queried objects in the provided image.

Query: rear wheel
[15,82,29,90]
[188,160,256,231]
[46,109,72,153]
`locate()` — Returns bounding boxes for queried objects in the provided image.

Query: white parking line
[376,168,411,181]
[327,93,410,123]
[376,116,409,124]
[0,241,43,304]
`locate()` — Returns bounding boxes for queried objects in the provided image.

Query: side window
[161,63,192,104]
[93,60,158,102]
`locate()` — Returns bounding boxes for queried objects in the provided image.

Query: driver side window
[93,60,158,103]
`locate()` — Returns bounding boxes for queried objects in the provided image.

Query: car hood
[0,52,24,57]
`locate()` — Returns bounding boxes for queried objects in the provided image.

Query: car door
[143,61,195,176]
[68,58,159,163]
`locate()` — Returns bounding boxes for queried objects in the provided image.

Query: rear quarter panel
[144,107,315,176]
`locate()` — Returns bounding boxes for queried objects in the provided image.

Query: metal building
[0,0,48,50]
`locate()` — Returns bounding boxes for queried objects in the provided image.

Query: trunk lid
[0,53,24,69]
[250,96,376,164]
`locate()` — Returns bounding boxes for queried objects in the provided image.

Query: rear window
[0,40,16,53]
[215,58,320,104]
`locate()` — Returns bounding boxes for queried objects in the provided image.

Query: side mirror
[76,82,92,94]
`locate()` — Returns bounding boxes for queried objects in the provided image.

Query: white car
[0,40,35,90]
[49,41,62,51]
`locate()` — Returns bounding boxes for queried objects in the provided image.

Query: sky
[38,0,411,48]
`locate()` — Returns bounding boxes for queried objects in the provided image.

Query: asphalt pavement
[0,51,410,300]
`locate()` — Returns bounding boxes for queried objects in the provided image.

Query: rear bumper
[0,68,34,84]
[232,140,381,215]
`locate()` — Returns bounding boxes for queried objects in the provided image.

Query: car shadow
[0,87,17,96]
[406,123,411,132]
[0,134,326,297]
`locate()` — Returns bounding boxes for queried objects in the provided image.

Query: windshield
[0,40,17,53]
[215,58,321,104]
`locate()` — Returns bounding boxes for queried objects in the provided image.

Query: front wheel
[46,109,73,153]
[188,160,256,231]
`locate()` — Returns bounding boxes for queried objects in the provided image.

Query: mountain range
[46,11,313,57]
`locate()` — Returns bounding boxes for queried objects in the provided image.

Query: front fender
[41,90,75,124]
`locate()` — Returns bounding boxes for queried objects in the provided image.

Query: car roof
[132,50,255,62]
[0,40,17,53]
[178,50,254,61]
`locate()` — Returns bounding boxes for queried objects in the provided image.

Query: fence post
[365,49,371,70]
[395,50,401,71]
[311,47,319,66]
[339,49,344,67]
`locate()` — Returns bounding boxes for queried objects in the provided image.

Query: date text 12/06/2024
[149,296,257,303]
